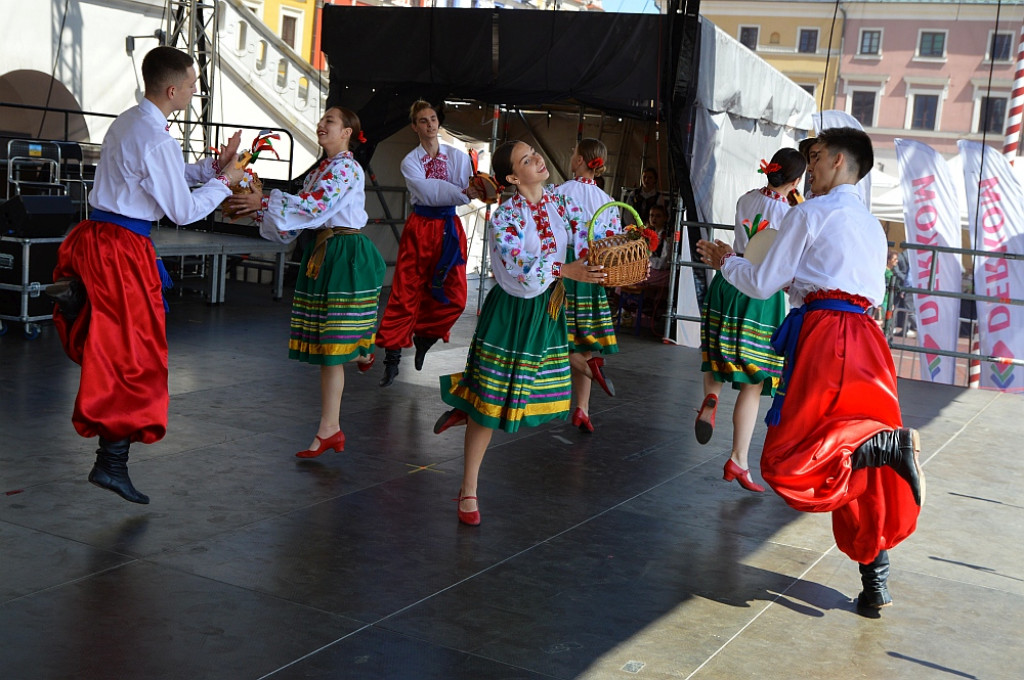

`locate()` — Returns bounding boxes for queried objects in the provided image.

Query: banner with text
[894,139,963,384]
[959,140,1024,391]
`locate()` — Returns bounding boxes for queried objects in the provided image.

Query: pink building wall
[837,8,1023,159]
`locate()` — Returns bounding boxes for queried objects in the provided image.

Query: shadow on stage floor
[0,279,1019,680]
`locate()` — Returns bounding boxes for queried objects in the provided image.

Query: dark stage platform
[1,279,1020,679]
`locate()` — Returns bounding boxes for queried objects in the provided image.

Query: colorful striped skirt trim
[440,285,571,433]
[563,278,619,354]
[288,232,386,366]
[700,272,786,396]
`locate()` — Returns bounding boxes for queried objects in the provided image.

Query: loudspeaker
[0,195,76,238]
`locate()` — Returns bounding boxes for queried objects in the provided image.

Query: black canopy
[320,2,701,214]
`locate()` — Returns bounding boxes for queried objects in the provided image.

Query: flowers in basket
[221,130,280,220]
[624,223,660,253]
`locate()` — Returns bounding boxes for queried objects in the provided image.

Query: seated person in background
[643,204,671,288]
[627,166,668,223]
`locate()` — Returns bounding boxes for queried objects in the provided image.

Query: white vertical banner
[959,140,1024,391]
[812,110,872,209]
[894,139,963,384]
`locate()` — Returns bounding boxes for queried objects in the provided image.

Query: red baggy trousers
[760,306,920,564]
[53,220,168,444]
[376,212,467,349]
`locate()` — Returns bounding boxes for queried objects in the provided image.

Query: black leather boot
[857,549,892,610]
[45,278,86,321]
[379,349,401,387]
[88,438,150,504]
[851,428,925,506]
[413,336,439,371]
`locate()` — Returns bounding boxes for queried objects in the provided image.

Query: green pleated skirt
[700,271,786,396]
[288,232,386,366]
[563,278,619,354]
[440,285,571,433]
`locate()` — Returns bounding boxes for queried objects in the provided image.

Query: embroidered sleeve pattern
[491,196,558,292]
[270,156,357,220]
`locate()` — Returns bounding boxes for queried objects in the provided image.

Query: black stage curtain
[320,3,699,219]
[321,6,662,156]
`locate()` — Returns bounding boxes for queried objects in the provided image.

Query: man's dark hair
[142,46,193,94]
[816,127,873,181]
[798,136,817,162]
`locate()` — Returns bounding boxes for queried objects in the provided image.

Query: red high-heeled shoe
[723,459,765,493]
[295,430,345,458]
[453,492,481,526]
[571,407,594,433]
[694,394,717,444]
[586,356,616,397]
[434,408,468,434]
[357,353,376,373]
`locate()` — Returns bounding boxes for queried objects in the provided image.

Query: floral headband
[758,159,782,174]
[587,157,605,170]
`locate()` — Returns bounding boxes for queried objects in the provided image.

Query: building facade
[702,0,1024,165]
[837,0,1024,160]
[240,0,318,63]
[700,0,844,109]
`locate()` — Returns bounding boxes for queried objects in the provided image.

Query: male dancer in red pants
[48,46,244,503]
[377,100,481,387]
[697,128,924,613]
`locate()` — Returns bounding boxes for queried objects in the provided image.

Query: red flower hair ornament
[758,159,782,174]
[587,157,605,170]
[357,130,367,144]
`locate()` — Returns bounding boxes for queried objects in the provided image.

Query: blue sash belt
[414,204,464,304]
[764,297,867,427]
[90,209,173,311]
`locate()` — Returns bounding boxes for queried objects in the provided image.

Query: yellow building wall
[249,0,319,64]
[702,2,843,110]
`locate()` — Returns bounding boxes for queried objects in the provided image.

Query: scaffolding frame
[164,0,219,163]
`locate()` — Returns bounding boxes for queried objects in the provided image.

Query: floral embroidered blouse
[554,178,622,259]
[256,151,368,245]
[490,186,585,299]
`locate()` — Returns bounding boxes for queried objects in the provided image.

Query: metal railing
[659,223,1024,386]
[885,242,1024,380]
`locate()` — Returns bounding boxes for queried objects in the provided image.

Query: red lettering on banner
[982,206,1006,235]
[984,257,1008,285]
[920,299,939,324]
[976,175,1014,338]
[978,177,1008,252]
[978,176,1002,206]
[988,305,1011,332]
[911,174,937,200]
[914,205,937,229]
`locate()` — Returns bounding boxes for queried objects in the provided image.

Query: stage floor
[1,279,1020,680]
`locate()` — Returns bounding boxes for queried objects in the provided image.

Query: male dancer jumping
[49,46,244,503]
[697,128,924,613]
[377,100,480,387]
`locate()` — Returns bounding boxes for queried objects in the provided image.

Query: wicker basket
[221,174,263,220]
[587,201,651,287]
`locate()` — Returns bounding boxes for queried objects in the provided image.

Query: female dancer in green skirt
[554,138,621,432]
[433,140,608,525]
[695,148,806,492]
[226,107,385,458]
